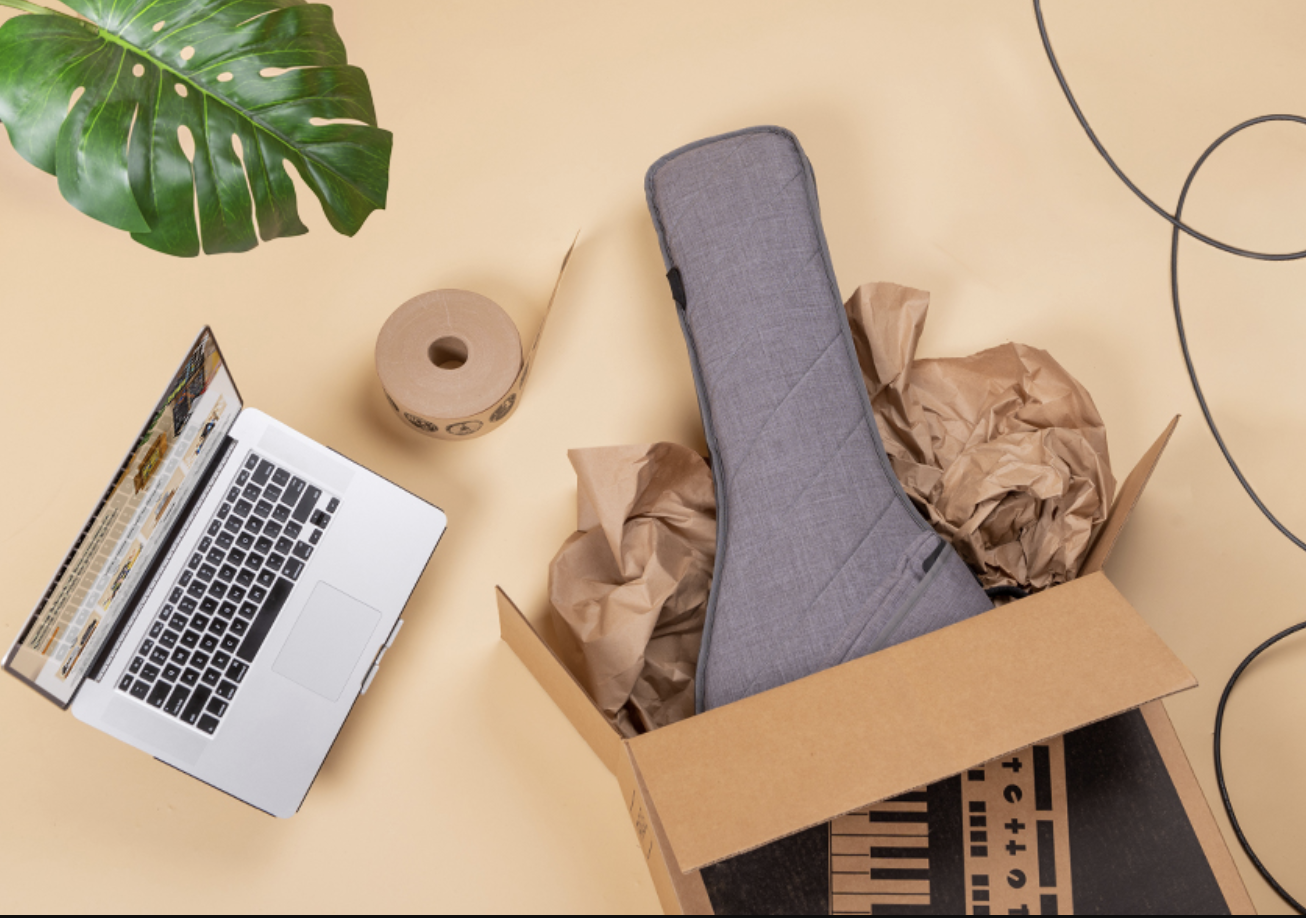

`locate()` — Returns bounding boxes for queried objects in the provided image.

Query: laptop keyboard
[116,451,339,735]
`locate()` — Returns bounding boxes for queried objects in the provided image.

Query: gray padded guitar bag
[645,126,993,713]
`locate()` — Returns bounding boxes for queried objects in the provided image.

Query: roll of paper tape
[375,236,576,440]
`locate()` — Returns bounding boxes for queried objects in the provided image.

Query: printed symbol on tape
[404,413,439,433]
[447,420,484,437]
[489,394,517,423]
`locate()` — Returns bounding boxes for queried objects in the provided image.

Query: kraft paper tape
[376,236,576,440]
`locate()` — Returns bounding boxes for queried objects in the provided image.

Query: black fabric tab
[667,267,687,311]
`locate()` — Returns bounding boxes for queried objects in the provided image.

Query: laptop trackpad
[272,583,380,702]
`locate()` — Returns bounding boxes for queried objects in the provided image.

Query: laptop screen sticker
[4,329,242,707]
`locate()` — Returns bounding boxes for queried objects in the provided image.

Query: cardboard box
[497,418,1254,914]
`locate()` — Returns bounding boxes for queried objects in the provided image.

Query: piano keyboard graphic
[829,738,1073,915]
[830,792,933,914]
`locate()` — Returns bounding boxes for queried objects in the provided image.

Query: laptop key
[282,477,305,507]
[149,621,164,639]
[213,651,231,669]
[179,597,197,613]
[180,668,199,686]
[141,664,160,682]
[222,516,241,534]
[209,619,227,636]
[200,596,218,613]
[217,503,230,520]
[266,553,285,572]
[227,661,249,683]
[217,531,234,550]
[245,454,259,471]
[171,648,190,665]
[247,553,264,571]
[253,458,273,485]
[272,467,289,486]
[180,631,199,648]
[228,586,246,603]
[186,581,206,599]
[236,578,293,662]
[191,614,210,631]
[255,500,273,518]
[311,511,331,529]
[249,586,267,604]
[129,658,143,674]
[238,602,258,619]
[130,679,150,699]
[163,664,181,682]
[150,648,170,665]
[327,498,339,513]
[201,668,221,687]
[244,516,263,535]
[207,548,225,566]
[310,529,322,545]
[181,685,210,725]
[275,536,294,555]
[199,537,213,554]
[118,674,134,692]
[170,612,189,630]
[170,587,183,604]
[229,618,248,637]
[188,554,202,570]
[293,542,313,561]
[147,681,170,708]
[263,521,282,539]
[198,715,220,735]
[206,698,228,718]
[257,569,276,587]
[179,571,192,588]
[201,634,219,653]
[209,582,227,600]
[236,569,255,587]
[159,631,178,649]
[272,504,290,523]
[208,520,221,537]
[293,486,321,524]
[218,602,236,619]
[164,685,190,716]
[236,470,249,486]
[221,634,240,652]
[254,536,273,554]
[265,485,283,503]
[284,521,302,540]
[283,559,304,581]
[243,483,262,501]
[216,680,237,700]
[218,564,237,582]
[190,649,210,668]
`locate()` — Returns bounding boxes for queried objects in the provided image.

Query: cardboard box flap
[626,573,1196,872]
[496,588,625,775]
[1081,416,1179,576]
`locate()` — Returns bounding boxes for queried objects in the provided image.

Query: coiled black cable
[1033,1,1306,911]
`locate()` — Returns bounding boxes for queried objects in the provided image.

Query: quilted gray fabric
[645,126,992,712]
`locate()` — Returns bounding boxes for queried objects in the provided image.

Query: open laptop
[4,328,446,817]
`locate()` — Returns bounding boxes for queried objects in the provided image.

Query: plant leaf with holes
[0,0,391,256]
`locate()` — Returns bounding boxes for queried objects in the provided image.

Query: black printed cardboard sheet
[699,708,1237,916]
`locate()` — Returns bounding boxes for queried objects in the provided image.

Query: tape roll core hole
[429,336,469,370]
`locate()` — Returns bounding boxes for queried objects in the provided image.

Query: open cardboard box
[497,418,1255,914]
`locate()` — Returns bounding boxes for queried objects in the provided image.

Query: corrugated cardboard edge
[497,587,711,914]
[495,587,624,775]
[615,746,715,915]
[1081,416,1179,576]
[1138,700,1257,914]
[628,573,1197,872]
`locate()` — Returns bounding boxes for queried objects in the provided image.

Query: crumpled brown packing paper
[845,282,1115,593]
[549,283,1114,734]
[548,443,715,737]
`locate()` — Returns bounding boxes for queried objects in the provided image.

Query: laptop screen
[4,329,243,707]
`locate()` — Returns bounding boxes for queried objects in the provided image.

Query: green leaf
[0,1,391,256]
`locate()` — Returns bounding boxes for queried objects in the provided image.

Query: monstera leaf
[0,0,391,255]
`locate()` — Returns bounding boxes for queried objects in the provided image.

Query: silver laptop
[4,328,446,817]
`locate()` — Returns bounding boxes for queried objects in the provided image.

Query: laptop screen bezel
[3,327,244,708]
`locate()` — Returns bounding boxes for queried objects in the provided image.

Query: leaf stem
[0,0,57,14]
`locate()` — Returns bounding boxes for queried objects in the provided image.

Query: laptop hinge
[83,434,238,689]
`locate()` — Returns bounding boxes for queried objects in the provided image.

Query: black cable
[1033,1,1306,911]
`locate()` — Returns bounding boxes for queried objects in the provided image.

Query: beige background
[1,0,1303,912]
